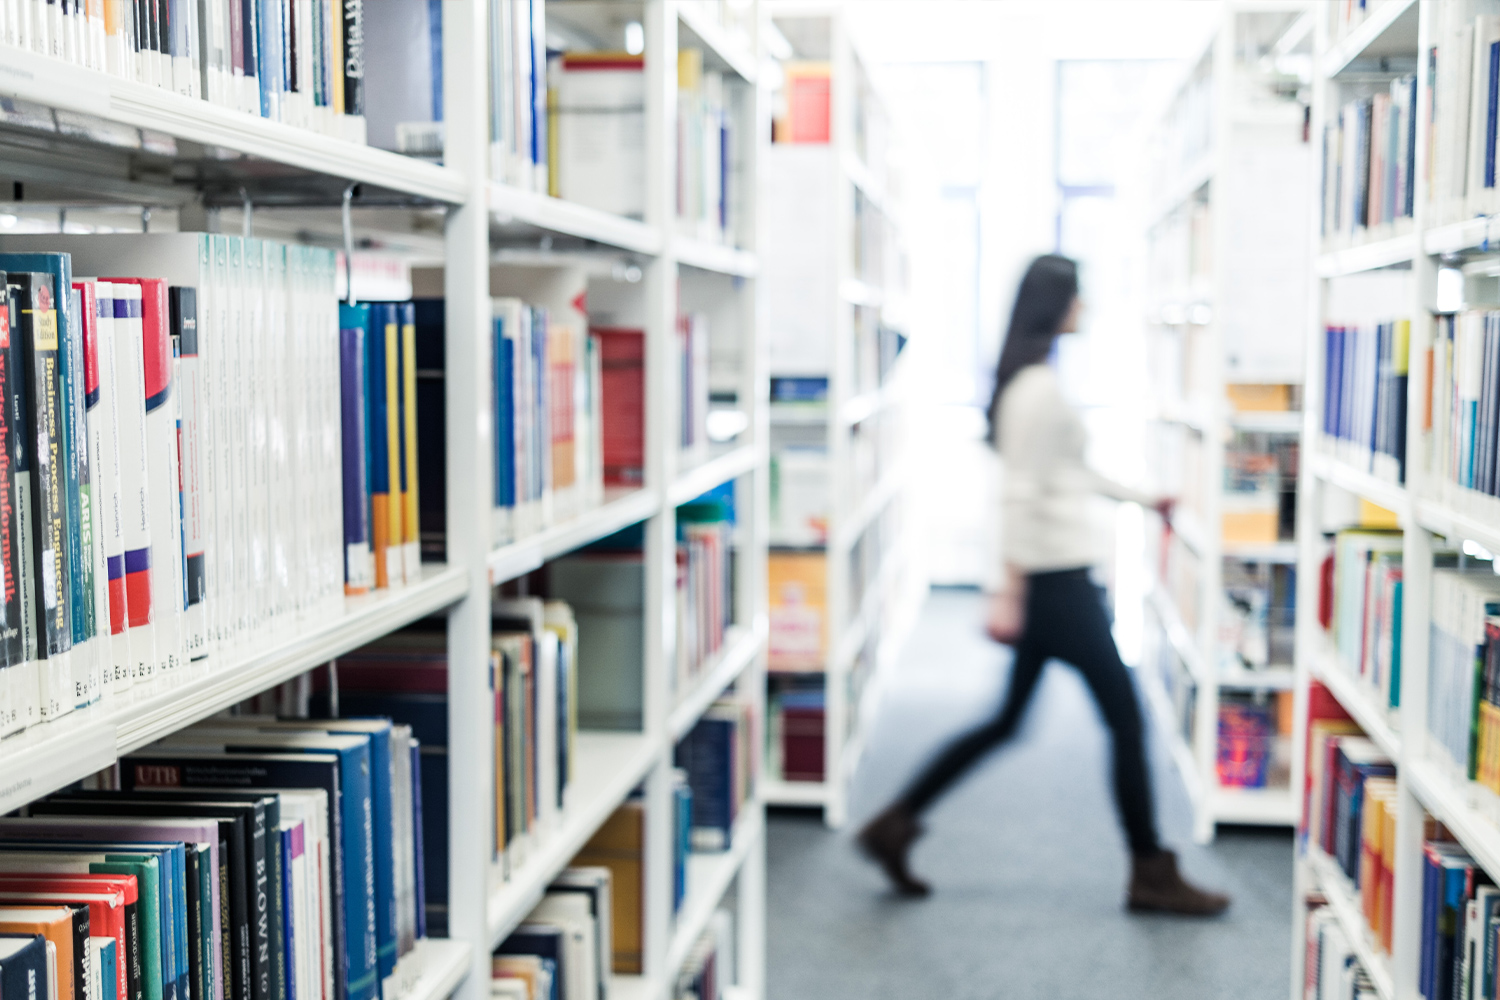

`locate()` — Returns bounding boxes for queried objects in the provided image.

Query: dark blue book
[497,924,565,1000]
[408,740,426,941]
[675,716,736,851]
[0,932,52,1000]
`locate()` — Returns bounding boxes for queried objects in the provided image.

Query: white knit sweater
[996,364,1155,572]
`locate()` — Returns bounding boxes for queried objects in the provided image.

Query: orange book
[778,62,832,144]
[0,906,82,1000]
[768,552,827,671]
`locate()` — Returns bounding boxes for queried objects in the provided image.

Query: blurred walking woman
[858,254,1229,916]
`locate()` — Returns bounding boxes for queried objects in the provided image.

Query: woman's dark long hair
[985,254,1079,446]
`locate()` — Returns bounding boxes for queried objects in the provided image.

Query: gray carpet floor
[766,587,1294,999]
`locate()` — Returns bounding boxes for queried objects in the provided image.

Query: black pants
[899,568,1161,856]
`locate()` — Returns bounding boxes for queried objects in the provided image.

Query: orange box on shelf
[1227,383,1293,412]
[1222,493,1281,545]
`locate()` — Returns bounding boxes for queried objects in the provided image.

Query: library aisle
[767,590,1293,999]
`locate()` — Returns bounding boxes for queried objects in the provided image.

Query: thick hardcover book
[0,872,140,1000]
[0,905,88,1000]
[10,271,74,719]
[337,305,372,595]
[0,887,124,1000]
[0,930,51,1000]
[168,288,207,661]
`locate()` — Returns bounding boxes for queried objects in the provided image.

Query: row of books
[677,49,739,245]
[1425,312,1500,501]
[7,711,426,1000]
[1419,831,1500,1000]
[1303,900,1381,999]
[766,678,823,784]
[493,866,615,1000]
[1,0,369,143]
[1320,320,1411,484]
[1325,530,1404,715]
[672,910,733,1000]
[1319,78,1419,244]
[1307,715,1396,954]
[1216,694,1288,790]
[674,495,734,698]
[1220,561,1295,671]
[1222,431,1298,546]
[487,0,547,193]
[675,698,755,854]
[1427,567,1500,794]
[0,234,366,736]
[1428,5,1500,226]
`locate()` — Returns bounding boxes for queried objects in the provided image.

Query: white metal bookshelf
[759,2,922,829]
[0,3,772,1000]
[1139,1,1313,844]
[1283,1,1500,996]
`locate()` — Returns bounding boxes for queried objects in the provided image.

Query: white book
[89,285,132,685]
[528,894,597,1000]
[175,287,209,663]
[80,282,114,699]
[245,240,270,636]
[227,238,252,643]
[264,788,333,1000]
[262,244,291,630]
[151,339,185,678]
[555,55,645,218]
[110,281,155,681]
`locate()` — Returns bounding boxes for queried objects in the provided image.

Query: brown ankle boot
[857,804,931,897]
[1127,849,1230,916]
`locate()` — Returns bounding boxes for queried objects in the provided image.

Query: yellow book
[401,306,420,580]
[572,802,645,974]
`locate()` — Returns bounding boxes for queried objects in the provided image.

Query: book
[167,288,207,662]
[570,803,644,975]
[0,908,87,1000]
[551,52,645,219]
[0,932,53,1000]
[338,305,373,595]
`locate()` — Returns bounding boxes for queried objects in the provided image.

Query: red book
[0,880,127,1000]
[592,328,644,487]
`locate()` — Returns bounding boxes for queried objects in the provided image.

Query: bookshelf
[1282,0,1500,996]
[0,3,770,1000]
[1139,1,1313,844]
[758,3,922,829]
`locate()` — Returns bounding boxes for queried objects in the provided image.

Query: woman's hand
[985,566,1028,644]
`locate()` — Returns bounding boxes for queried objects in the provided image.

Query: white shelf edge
[837,381,900,428]
[664,805,765,978]
[486,732,661,948]
[606,975,659,1000]
[1319,0,1419,79]
[671,237,759,277]
[1223,540,1300,563]
[675,3,759,84]
[1209,785,1296,826]
[488,182,663,256]
[0,565,469,815]
[761,778,829,806]
[1424,216,1500,257]
[668,445,761,507]
[1219,666,1297,691]
[488,489,660,585]
[1171,509,1209,558]
[1414,495,1500,556]
[1308,641,1402,761]
[1314,233,1418,277]
[1139,666,1205,810]
[1230,411,1304,434]
[831,464,904,553]
[837,278,884,309]
[385,937,473,1000]
[1407,756,1500,882]
[0,43,467,204]
[841,153,897,222]
[1304,849,1396,1000]
[1308,452,1411,520]
[1147,155,1213,228]
[1148,583,1209,687]
[668,620,768,741]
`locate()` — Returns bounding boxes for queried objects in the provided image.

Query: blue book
[96,937,119,1000]
[280,827,295,1000]
[495,323,515,512]
[0,933,52,1000]
[408,740,426,941]
[675,716,735,851]
[498,924,565,1000]
[672,780,690,912]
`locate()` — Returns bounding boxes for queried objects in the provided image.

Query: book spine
[365,304,389,589]
[106,284,153,682]
[381,304,401,587]
[16,272,73,719]
[169,287,208,661]
[75,279,112,700]
[339,0,361,134]
[400,303,419,584]
[0,289,22,735]
[60,279,92,711]
[135,279,185,677]
[338,305,371,594]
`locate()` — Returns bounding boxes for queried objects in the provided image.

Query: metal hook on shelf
[342,183,357,306]
[140,206,150,233]
[57,207,65,234]
[241,187,253,239]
